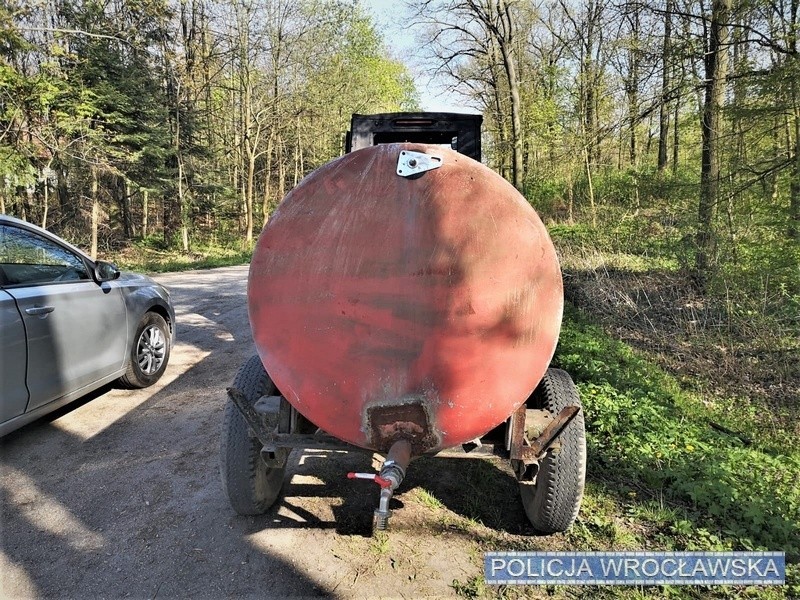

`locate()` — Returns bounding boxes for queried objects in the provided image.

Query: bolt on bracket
[396,150,443,177]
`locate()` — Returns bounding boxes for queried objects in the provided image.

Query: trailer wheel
[519,368,586,534]
[220,355,287,515]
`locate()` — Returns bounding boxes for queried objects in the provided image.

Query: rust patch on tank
[364,397,440,454]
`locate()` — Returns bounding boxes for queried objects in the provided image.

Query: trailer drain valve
[347,439,412,531]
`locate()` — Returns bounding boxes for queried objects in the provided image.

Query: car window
[0,224,90,286]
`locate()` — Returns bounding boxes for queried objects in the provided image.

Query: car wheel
[119,312,171,388]
[519,368,586,534]
[220,355,287,515]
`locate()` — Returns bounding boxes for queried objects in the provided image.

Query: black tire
[519,368,586,534]
[119,312,171,388]
[220,355,286,515]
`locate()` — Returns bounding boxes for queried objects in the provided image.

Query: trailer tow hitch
[348,439,412,531]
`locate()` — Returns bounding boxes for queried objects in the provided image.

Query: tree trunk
[497,0,523,191]
[181,199,190,252]
[584,143,597,227]
[581,0,602,166]
[672,84,681,174]
[488,37,509,178]
[789,0,800,240]
[629,104,637,165]
[696,0,731,286]
[20,189,29,222]
[566,170,574,223]
[177,153,189,251]
[583,58,596,166]
[658,0,673,171]
[42,175,49,229]
[243,48,255,244]
[245,147,256,243]
[121,177,134,238]
[262,130,274,226]
[790,93,800,240]
[277,131,286,202]
[293,113,301,187]
[174,76,189,252]
[627,3,641,166]
[90,164,99,260]
[142,188,149,238]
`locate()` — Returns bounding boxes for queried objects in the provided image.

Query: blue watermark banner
[484,551,785,586]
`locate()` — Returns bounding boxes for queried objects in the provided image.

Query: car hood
[115,271,171,299]
[117,271,158,285]
[113,270,173,315]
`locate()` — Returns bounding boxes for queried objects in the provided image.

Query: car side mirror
[94,260,121,283]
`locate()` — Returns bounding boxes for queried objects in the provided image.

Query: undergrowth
[556,306,799,557]
[452,307,798,599]
[549,306,799,597]
[105,237,252,273]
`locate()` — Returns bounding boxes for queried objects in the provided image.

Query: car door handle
[25,305,55,316]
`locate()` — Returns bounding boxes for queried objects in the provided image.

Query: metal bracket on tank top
[396,150,443,177]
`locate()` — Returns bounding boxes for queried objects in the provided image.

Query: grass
[538,216,798,597]
[103,238,252,274]
[452,207,797,597]
[556,306,799,559]
[370,531,391,556]
[452,575,490,599]
[412,488,445,510]
[446,306,798,598]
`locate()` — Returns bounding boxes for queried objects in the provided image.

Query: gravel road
[0,265,496,599]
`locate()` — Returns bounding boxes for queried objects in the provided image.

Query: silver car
[0,215,175,436]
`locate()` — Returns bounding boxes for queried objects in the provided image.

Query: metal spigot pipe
[373,439,413,530]
[380,439,412,488]
[374,488,394,530]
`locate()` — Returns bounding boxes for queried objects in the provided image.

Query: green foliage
[554,306,800,560]
[413,487,445,510]
[111,239,251,274]
[298,1,420,170]
[524,177,568,216]
[592,168,643,208]
[338,13,419,111]
[0,144,36,189]
[548,215,682,272]
[542,161,800,302]
[451,575,488,599]
[1,0,418,247]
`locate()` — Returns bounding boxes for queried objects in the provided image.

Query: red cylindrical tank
[248,143,563,454]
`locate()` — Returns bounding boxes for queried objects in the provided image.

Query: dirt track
[1,265,533,599]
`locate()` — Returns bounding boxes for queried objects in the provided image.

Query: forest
[0,0,418,257]
[413,0,798,294]
[2,0,798,414]
[1,0,798,295]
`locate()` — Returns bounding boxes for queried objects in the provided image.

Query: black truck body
[346,112,483,161]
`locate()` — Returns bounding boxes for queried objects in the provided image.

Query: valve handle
[347,472,392,488]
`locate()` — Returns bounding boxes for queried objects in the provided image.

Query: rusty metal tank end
[248,143,564,453]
